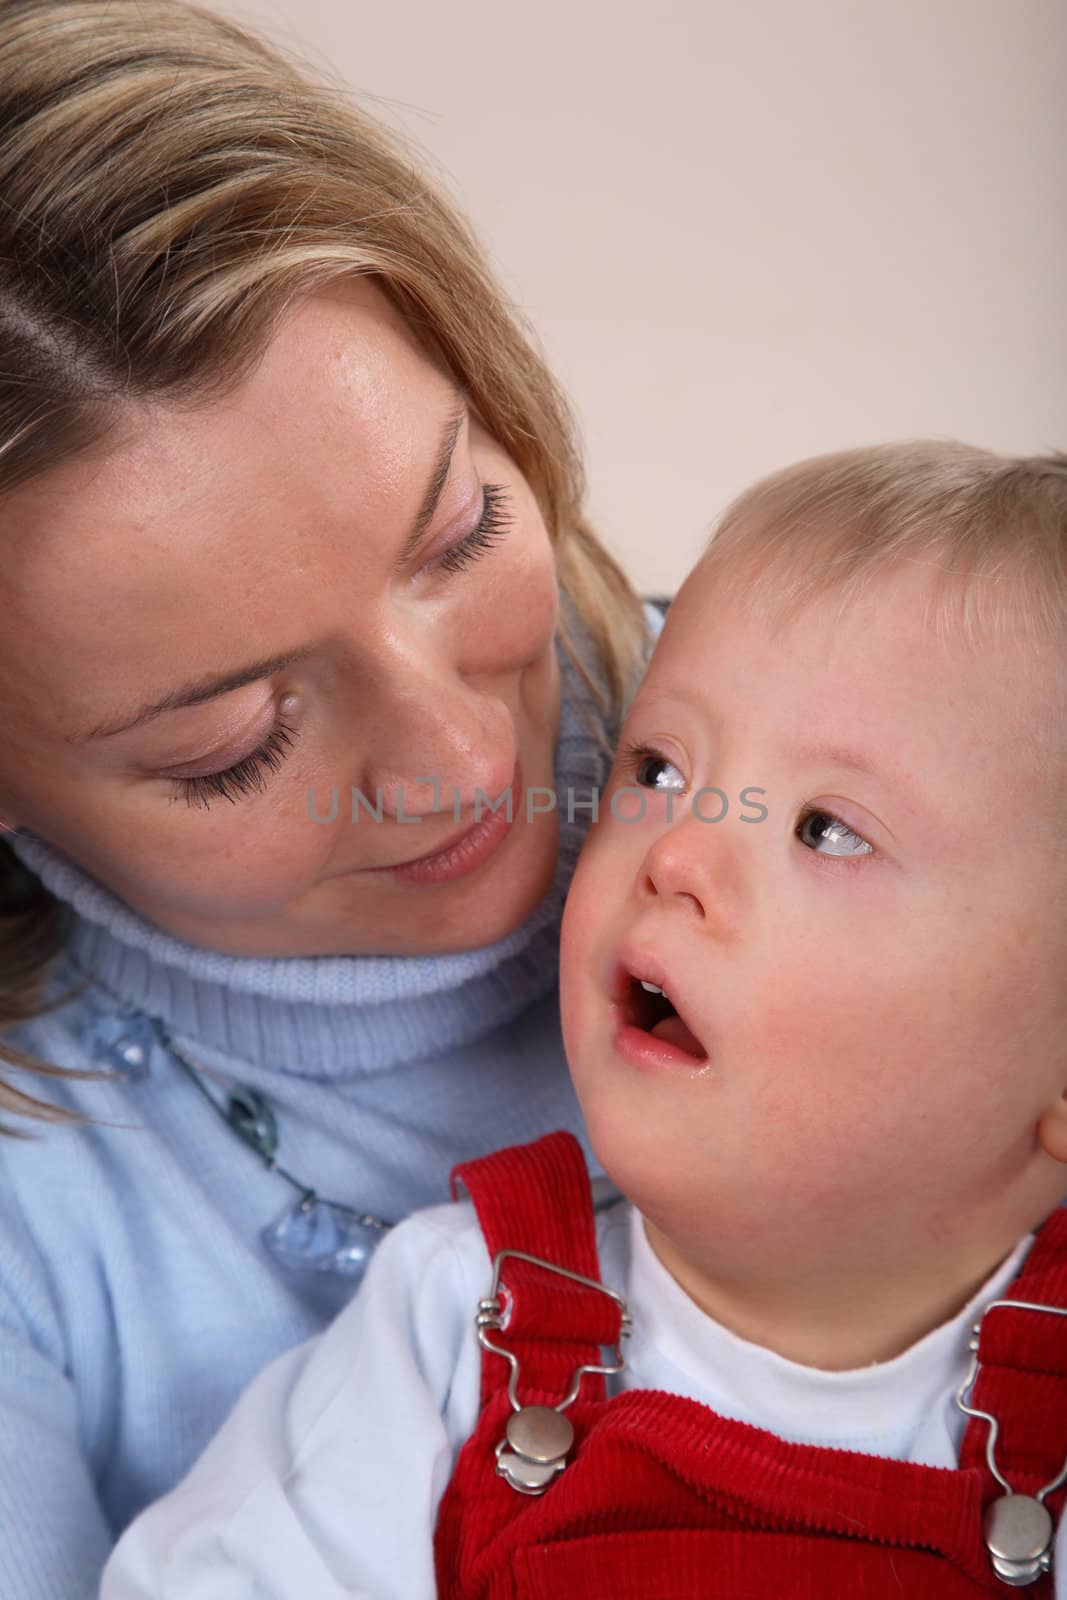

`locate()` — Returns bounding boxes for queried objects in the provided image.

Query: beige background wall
[222,0,1067,594]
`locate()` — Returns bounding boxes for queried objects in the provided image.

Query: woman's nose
[354,645,514,821]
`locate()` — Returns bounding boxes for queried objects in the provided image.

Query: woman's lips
[370,765,521,886]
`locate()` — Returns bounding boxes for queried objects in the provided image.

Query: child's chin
[582,1102,680,1210]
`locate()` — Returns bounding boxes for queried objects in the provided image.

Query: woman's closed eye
[432,483,513,575]
[169,717,297,810]
[165,486,511,812]
[165,486,514,813]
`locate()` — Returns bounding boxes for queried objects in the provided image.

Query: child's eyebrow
[788,737,942,845]
[785,740,884,782]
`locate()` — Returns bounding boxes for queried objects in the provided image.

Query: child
[103,441,1067,1598]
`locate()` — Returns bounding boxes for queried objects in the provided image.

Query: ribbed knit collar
[9,638,610,1080]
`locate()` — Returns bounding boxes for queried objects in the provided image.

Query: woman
[0,0,650,1592]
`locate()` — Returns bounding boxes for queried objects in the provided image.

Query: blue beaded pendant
[261,1192,387,1284]
[82,1008,158,1079]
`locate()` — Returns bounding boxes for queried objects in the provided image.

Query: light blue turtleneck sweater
[0,621,648,1600]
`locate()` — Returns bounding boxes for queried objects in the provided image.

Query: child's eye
[796,808,873,857]
[623,743,688,794]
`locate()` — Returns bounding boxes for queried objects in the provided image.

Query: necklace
[156,1021,394,1286]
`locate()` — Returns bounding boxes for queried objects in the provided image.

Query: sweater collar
[9,639,610,1080]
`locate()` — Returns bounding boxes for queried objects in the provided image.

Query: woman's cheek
[459,458,559,670]
[96,800,328,920]
[467,536,558,677]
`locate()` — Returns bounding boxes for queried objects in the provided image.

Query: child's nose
[639,844,703,921]
[636,817,743,937]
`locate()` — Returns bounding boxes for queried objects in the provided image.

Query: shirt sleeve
[101,1203,485,1600]
[0,1161,113,1600]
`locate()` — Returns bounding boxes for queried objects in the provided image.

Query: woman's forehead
[0,282,460,745]
[7,281,449,531]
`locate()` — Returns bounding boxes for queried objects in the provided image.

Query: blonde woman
[0,1,652,1592]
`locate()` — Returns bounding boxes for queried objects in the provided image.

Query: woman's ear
[1037,1090,1067,1164]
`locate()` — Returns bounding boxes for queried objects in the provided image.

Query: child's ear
[1037,1090,1067,1164]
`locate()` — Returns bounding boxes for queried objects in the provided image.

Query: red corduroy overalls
[434,1133,1067,1599]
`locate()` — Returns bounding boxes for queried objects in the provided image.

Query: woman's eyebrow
[70,397,469,744]
[71,647,317,742]
[397,398,467,565]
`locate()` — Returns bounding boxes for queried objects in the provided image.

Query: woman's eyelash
[436,484,513,574]
[170,718,296,811]
[169,488,511,812]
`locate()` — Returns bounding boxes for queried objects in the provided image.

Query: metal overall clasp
[476,1248,632,1496]
[956,1298,1067,1587]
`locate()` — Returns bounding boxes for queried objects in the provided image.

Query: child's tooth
[639,980,663,995]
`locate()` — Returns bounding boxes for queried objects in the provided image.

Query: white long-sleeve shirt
[102,1200,1064,1599]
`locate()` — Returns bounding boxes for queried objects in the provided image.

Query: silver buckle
[956,1297,1067,1586]
[476,1248,632,1496]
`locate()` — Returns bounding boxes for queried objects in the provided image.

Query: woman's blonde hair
[0,0,648,1123]
[702,440,1067,642]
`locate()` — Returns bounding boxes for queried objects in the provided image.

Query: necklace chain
[157,1022,394,1234]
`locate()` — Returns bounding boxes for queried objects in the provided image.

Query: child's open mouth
[613,963,710,1069]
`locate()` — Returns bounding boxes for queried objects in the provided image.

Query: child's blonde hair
[702,441,1067,644]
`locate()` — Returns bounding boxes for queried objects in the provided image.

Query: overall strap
[959,1208,1067,1509]
[450,1132,624,1409]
